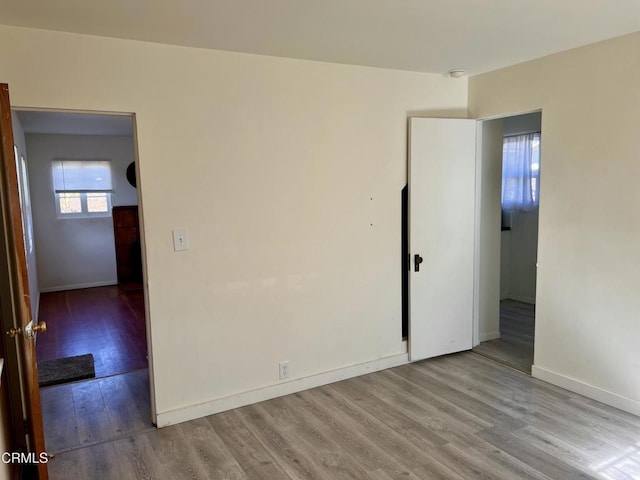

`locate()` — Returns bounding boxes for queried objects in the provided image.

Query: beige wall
[0,25,468,422]
[470,32,640,413]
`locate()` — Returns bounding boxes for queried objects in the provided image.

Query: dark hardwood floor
[473,299,535,373]
[46,352,640,479]
[36,286,148,378]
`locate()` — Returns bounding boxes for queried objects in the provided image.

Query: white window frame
[55,191,113,219]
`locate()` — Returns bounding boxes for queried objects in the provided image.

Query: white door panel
[408,117,477,361]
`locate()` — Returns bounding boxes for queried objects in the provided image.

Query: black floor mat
[38,354,95,387]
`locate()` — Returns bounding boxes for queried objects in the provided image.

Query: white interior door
[408,117,477,361]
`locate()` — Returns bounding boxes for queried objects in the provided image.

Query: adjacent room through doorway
[473,112,541,373]
[10,109,154,454]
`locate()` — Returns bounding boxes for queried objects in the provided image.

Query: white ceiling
[1,0,640,75]
[16,111,133,136]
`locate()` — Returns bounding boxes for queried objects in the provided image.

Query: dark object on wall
[113,205,142,290]
[501,209,512,231]
[126,161,137,188]
[401,184,408,339]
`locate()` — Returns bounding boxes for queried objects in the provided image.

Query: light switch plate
[172,229,189,251]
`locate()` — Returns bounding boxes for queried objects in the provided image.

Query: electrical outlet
[279,361,290,380]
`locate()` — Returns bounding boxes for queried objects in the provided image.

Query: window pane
[59,193,82,214]
[87,192,109,213]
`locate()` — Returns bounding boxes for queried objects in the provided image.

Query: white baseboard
[532,365,640,417]
[156,352,410,428]
[40,280,117,293]
[479,330,500,342]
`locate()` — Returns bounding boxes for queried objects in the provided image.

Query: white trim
[532,365,640,417]
[472,121,483,348]
[156,352,410,428]
[33,290,40,322]
[40,280,117,293]
[479,330,500,342]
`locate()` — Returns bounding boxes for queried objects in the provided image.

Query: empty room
[0,1,639,479]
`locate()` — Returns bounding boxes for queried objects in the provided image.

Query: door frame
[3,102,157,434]
[15,105,157,423]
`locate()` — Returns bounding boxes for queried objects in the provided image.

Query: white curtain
[501,133,540,212]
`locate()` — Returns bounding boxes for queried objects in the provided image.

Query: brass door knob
[32,321,47,334]
[7,327,22,338]
[7,321,47,339]
[24,321,47,338]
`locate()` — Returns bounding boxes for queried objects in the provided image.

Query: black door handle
[414,254,423,272]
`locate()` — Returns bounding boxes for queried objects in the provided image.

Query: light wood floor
[473,299,535,373]
[40,369,153,454]
[46,352,640,479]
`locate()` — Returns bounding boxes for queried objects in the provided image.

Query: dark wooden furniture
[112,205,142,287]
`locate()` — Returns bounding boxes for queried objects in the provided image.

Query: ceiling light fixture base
[448,69,466,78]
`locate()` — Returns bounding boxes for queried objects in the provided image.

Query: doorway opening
[473,111,541,374]
[10,109,154,454]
